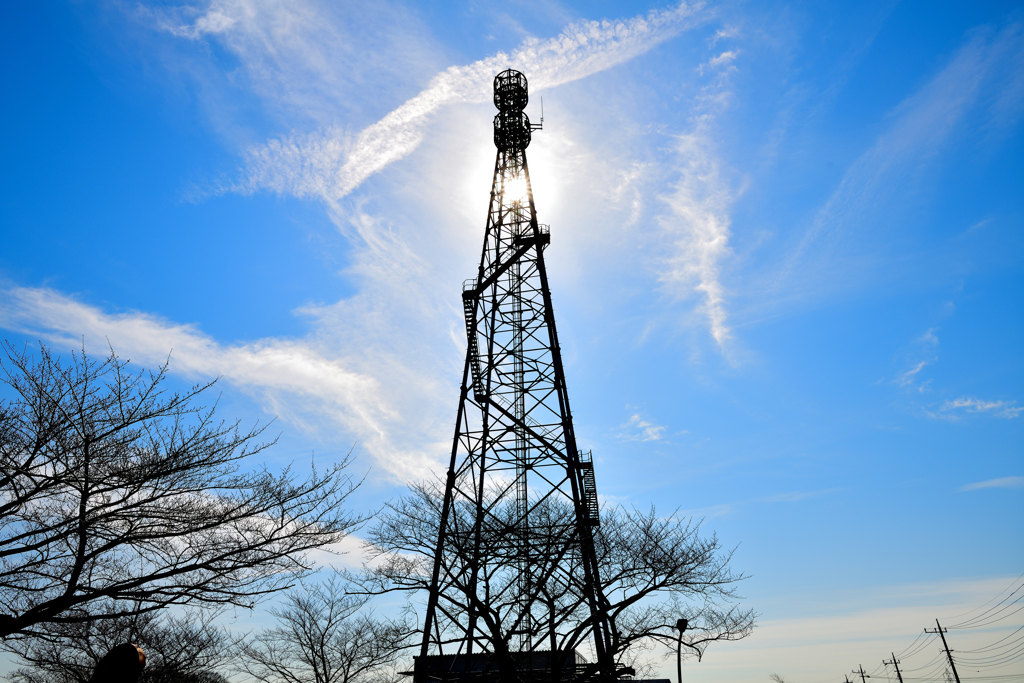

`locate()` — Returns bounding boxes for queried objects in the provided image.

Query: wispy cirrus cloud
[155,0,741,354]
[150,0,442,126]
[657,48,738,350]
[220,1,710,203]
[66,0,748,487]
[620,412,668,441]
[692,576,1023,683]
[892,328,939,391]
[896,360,931,387]
[779,21,1024,299]
[659,133,734,348]
[959,476,1024,491]
[0,285,449,482]
[938,396,1022,419]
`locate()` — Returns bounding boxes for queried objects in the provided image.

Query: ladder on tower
[462,280,486,401]
[578,450,600,526]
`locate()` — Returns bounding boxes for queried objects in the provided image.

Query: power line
[918,658,952,682]
[823,575,1024,683]
[897,677,1024,681]
[902,632,942,661]
[899,631,932,658]
[867,661,889,677]
[958,643,1024,666]
[952,576,1024,630]
[958,651,1024,668]
[959,625,1024,654]
[902,648,948,672]
[954,601,1024,631]
[956,641,1024,669]
[947,573,1024,620]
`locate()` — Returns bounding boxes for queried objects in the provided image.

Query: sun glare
[504,175,528,203]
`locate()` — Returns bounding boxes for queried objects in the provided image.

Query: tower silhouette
[414,70,616,683]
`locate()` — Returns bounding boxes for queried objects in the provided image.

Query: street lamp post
[676,618,689,683]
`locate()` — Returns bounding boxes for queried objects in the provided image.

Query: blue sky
[1,1,1022,681]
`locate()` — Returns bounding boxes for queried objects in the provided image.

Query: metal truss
[415,70,615,683]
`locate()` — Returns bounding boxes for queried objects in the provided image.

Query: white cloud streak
[659,134,734,347]
[158,0,743,351]
[620,413,667,441]
[940,396,1022,419]
[3,3,726,483]
[153,0,442,126]
[896,359,930,387]
[683,576,1023,683]
[657,51,737,350]
[960,476,1024,491]
[785,22,1024,284]
[0,285,446,482]
[214,1,710,202]
[891,329,938,392]
[31,0,757,485]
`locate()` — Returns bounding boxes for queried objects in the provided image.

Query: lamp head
[676,618,689,633]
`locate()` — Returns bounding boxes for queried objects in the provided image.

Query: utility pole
[853,664,870,683]
[883,653,905,683]
[926,619,962,683]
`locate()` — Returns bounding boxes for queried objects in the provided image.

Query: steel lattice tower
[414,70,616,683]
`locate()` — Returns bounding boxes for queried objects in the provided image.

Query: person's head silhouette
[88,643,146,683]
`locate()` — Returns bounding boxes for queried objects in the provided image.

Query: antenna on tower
[530,96,544,131]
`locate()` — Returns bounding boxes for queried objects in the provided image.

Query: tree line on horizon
[0,342,754,683]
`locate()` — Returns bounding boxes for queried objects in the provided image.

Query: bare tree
[0,342,364,640]
[357,481,754,673]
[240,573,411,683]
[6,605,237,683]
[769,674,787,683]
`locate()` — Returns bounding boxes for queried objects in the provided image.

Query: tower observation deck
[413,70,619,683]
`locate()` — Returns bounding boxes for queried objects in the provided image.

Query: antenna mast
[414,69,615,683]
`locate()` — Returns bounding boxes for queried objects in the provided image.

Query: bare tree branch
[353,480,755,671]
[0,342,365,640]
[239,573,411,683]
[6,604,237,683]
